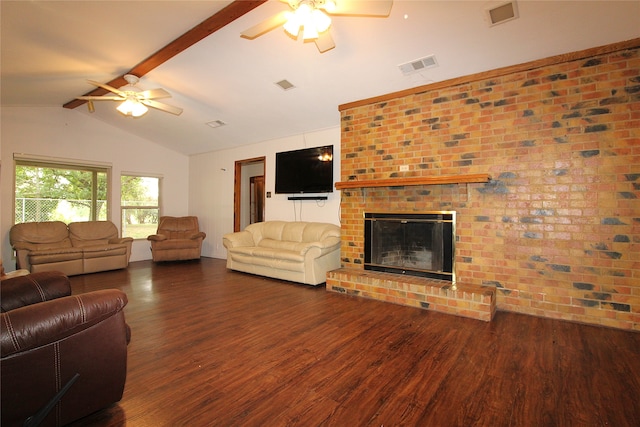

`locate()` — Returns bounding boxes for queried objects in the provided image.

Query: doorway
[250,175,265,224]
[234,157,265,232]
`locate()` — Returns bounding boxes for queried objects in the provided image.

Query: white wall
[1,106,190,271]
[190,126,341,260]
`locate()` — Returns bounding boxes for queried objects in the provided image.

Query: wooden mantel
[335,174,491,190]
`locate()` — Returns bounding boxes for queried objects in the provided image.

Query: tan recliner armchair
[147,216,206,262]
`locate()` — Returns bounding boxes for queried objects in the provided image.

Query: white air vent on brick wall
[398,55,438,76]
[485,1,519,26]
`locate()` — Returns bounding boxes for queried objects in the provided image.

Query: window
[121,175,161,239]
[15,159,109,224]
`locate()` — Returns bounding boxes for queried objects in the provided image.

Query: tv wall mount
[287,196,328,201]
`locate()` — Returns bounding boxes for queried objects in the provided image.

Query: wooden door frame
[234,156,266,232]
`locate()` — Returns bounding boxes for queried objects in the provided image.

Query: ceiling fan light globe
[296,3,313,20]
[131,102,149,117]
[283,11,301,37]
[312,9,331,33]
[302,24,319,40]
[323,0,337,13]
[117,99,148,117]
[116,99,133,115]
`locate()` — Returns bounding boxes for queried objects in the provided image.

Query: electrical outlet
[399,165,409,172]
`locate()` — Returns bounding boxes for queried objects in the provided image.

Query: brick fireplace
[327,184,497,322]
[327,39,640,330]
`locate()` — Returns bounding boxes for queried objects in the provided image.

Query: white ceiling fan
[241,0,393,53]
[76,74,183,117]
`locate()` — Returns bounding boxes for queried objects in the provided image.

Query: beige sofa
[222,221,341,286]
[9,221,133,276]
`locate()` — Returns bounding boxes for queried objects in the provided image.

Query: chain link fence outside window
[15,198,107,224]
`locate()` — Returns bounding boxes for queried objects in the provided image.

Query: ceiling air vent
[206,120,226,128]
[486,1,519,26]
[398,55,438,76]
[275,79,295,90]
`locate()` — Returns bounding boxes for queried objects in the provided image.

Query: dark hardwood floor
[68,258,640,426]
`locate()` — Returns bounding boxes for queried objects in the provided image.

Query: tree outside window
[121,175,160,239]
[15,161,108,224]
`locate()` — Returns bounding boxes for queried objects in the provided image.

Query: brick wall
[338,40,640,330]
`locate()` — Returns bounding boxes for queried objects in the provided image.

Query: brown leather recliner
[1,272,130,427]
[147,216,206,262]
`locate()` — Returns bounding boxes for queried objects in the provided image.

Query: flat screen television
[275,145,334,194]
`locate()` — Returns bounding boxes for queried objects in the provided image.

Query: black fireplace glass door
[364,212,454,281]
[370,220,442,272]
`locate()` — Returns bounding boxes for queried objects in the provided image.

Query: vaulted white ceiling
[2,1,639,155]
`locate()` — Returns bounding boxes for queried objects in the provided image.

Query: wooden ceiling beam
[63,0,267,110]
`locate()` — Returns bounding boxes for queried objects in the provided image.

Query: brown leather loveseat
[1,271,130,426]
[10,220,133,276]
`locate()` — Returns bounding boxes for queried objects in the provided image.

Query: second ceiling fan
[241,0,393,53]
[76,74,183,117]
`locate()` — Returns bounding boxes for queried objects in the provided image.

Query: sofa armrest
[109,237,134,245]
[222,231,255,249]
[147,234,167,242]
[316,236,341,251]
[111,236,134,262]
[11,243,33,271]
[189,231,207,240]
[1,289,128,357]
[12,241,34,251]
[299,236,341,256]
[1,271,71,312]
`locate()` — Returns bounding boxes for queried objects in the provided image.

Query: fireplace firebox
[364,211,455,282]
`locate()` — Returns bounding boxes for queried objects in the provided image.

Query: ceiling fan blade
[86,80,126,97]
[329,0,393,16]
[141,99,183,116]
[76,95,125,101]
[240,10,289,39]
[314,31,335,53]
[139,88,172,100]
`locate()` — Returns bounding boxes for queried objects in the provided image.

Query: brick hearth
[327,268,496,322]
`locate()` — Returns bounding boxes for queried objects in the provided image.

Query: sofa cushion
[29,247,83,265]
[10,221,71,248]
[81,245,128,259]
[245,221,341,246]
[230,246,305,262]
[246,221,286,244]
[68,221,118,247]
[12,239,73,253]
[280,222,311,242]
[257,238,313,255]
[298,222,340,242]
[228,252,306,272]
[155,216,202,240]
[150,239,201,250]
